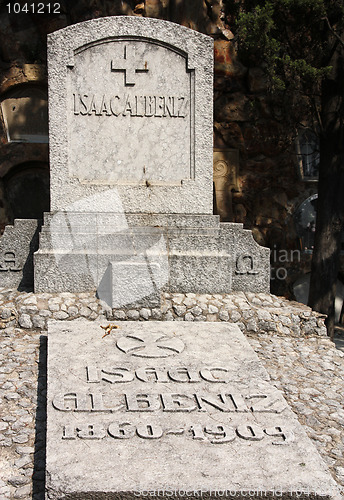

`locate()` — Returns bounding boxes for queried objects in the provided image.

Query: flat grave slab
[46,320,338,499]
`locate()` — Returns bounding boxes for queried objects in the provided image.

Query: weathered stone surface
[98,260,162,308]
[214,40,247,79]
[0,219,40,290]
[248,67,269,93]
[215,93,250,122]
[35,215,270,296]
[2,290,344,499]
[32,16,272,300]
[48,16,213,215]
[46,319,339,499]
[18,314,32,329]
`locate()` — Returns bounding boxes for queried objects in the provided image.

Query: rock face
[0,0,321,295]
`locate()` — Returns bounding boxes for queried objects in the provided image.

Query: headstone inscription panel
[71,41,191,183]
[46,320,338,499]
[48,17,213,214]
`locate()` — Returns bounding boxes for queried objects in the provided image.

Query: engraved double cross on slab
[111,45,149,86]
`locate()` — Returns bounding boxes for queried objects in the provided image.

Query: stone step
[41,212,223,231]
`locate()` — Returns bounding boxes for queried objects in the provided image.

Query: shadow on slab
[33,335,47,499]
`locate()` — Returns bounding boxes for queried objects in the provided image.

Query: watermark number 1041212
[6,3,61,14]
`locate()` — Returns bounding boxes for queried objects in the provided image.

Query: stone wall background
[0,0,336,299]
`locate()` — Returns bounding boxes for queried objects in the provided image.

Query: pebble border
[0,289,327,338]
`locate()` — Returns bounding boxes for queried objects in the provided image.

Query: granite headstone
[47,16,213,214]
[34,16,270,304]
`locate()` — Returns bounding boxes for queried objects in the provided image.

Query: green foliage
[231,0,339,91]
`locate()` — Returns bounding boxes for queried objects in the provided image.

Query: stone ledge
[0,288,327,337]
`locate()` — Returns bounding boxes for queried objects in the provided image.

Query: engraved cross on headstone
[111,45,149,86]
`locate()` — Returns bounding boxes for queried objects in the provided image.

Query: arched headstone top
[48,16,213,214]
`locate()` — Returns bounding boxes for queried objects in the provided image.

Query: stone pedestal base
[34,213,270,306]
